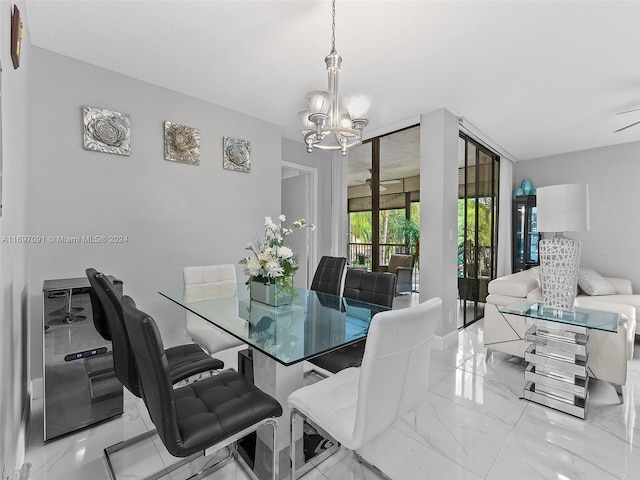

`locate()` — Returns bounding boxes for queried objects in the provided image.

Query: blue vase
[513,187,524,199]
[521,179,534,195]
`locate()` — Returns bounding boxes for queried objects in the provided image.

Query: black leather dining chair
[86,268,224,393]
[308,270,396,374]
[86,268,225,478]
[310,256,346,296]
[121,295,283,480]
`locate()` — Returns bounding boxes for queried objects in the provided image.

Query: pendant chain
[331,0,336,54]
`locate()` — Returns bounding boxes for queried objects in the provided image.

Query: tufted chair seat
[121,295,283,479]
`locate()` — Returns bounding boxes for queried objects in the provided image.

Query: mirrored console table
[500,301,618,419]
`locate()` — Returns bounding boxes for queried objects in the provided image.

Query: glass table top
[499,300,618,333]
[159,283,391,366]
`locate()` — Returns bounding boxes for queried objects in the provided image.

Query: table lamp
[536,183,590,310]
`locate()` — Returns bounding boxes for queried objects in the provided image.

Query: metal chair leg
[106,418,278,480]
[353,451,394,480]
[104,427,203,480]
[234,418,279,480]
[290,408,339,480]
[614,383,624,403]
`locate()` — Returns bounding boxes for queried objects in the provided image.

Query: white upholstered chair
[288,297,442,479]
[182,264,244,355]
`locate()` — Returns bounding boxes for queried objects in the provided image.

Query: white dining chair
[287,297,442,479]
[183,264,245,356]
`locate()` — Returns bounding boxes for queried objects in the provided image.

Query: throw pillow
[577,268,617,296]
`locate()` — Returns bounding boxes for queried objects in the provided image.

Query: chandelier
[298,0,371,155]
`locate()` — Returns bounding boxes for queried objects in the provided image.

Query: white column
[252,350,304,453]
[420,109,459,347]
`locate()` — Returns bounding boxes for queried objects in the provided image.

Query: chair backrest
[183,264,236,287]
[182,264,240,333]
[343,270,396,308]
[120,295,182,455]
[86,268,142,397]
[351,297,441,449]
[310,256,346,296]
[87,268,111,341]
[387,254,413,273]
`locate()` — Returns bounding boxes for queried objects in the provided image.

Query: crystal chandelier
[298,0,371,155]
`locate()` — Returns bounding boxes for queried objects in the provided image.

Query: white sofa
[484,267,638,393]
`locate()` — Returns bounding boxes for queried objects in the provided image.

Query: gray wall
[515,141,640,290]
[0,1,31,476]
[27,46,282,378]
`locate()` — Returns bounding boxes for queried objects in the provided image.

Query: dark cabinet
[512,195,539,272]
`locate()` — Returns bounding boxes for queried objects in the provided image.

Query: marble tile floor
[24,319,640,480]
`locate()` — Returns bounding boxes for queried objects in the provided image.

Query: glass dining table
[159,282,390,476]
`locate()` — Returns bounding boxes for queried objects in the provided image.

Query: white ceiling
[25,0,640,162]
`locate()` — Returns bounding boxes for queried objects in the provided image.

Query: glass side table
[499,300,618,419]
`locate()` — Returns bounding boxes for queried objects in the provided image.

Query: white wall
[420,109,459,345]
[27,46,282,378]
[0,1,31,476]
[515,141,640,290]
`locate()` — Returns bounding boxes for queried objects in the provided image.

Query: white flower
[240,214,316,292]
[265,260,284,278]
[246,257,262,276]
[258,251,273,263]
[277,246,293,259]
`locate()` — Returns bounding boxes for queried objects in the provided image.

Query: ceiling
[25,1,640,163]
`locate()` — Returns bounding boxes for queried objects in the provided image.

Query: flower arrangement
[240,215,315,298]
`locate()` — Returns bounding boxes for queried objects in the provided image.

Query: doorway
[457,133,500,328]
[281,162,318,289]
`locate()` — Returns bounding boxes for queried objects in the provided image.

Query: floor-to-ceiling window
[458,133,500,327]
[347,126,420,288]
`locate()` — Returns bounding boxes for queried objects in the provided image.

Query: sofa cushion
[488,270,540,298]
[526,287,543,302]
[485,293,524,306]
[604,277,633,295]
[576,294,640,326]
[578,268,617,296]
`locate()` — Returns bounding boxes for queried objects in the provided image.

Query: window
[458,133,500,327]
[347,126,420,283]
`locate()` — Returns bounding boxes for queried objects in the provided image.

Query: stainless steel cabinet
[43,276,123,441]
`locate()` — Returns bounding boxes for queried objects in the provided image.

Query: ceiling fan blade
[614,120,640,132]
[616,108,640,115]
[381,179,402,185]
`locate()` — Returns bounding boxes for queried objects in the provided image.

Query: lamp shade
[306,90,331,115]
[537,183,590,232]
[345,95,371,120]
[297,109,313,130]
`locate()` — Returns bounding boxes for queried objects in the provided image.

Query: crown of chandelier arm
[298,0,370,155]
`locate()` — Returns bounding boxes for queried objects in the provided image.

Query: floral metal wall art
[164,121,200,165]
[223,136,251,173]
[82,106,131,156]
